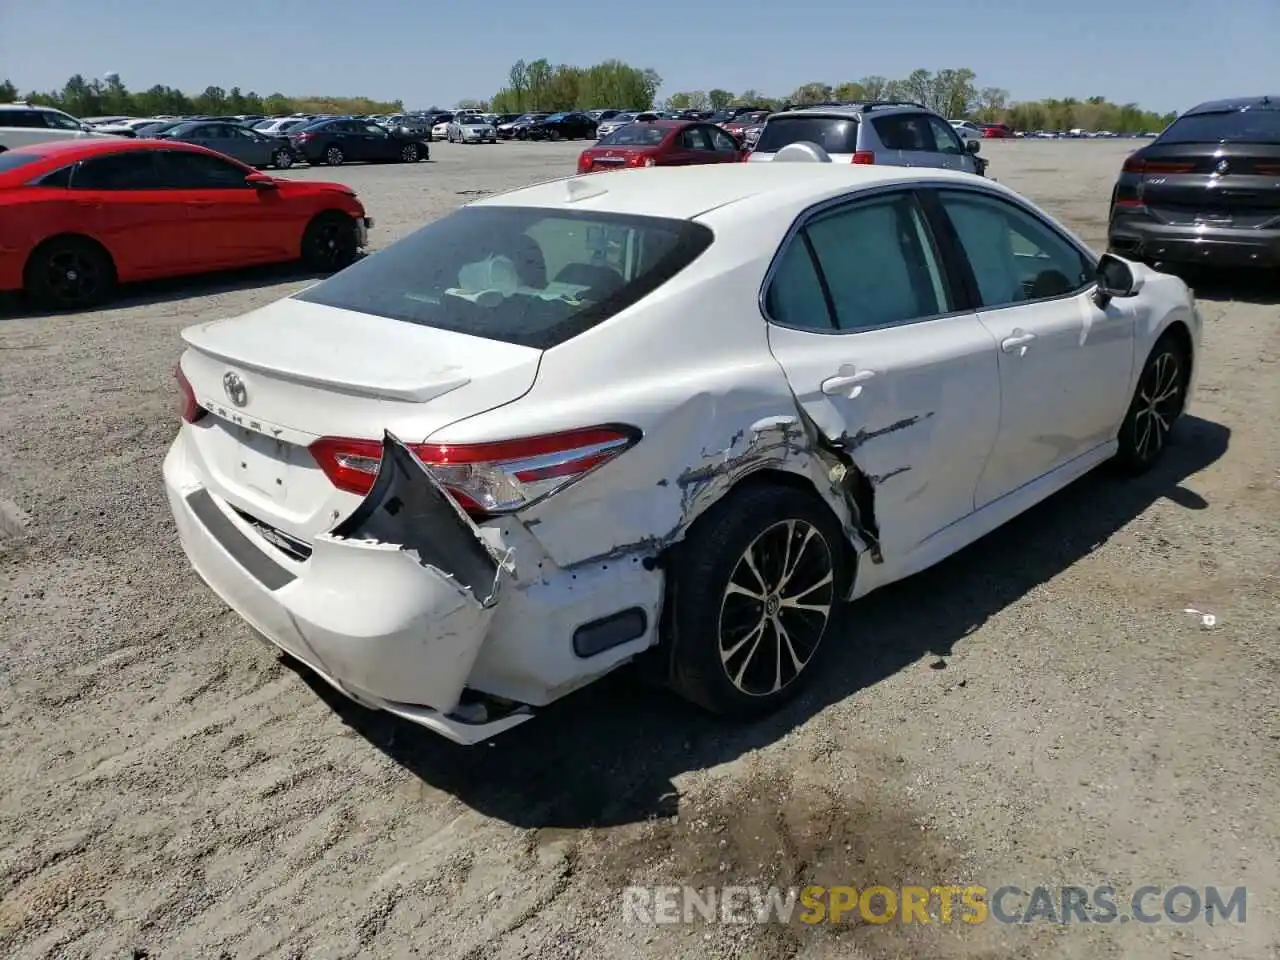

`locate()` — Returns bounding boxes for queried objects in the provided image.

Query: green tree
[833,81,867,102]
[0,79,18,102]
[708,88,734,110]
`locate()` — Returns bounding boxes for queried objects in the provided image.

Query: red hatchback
[577,120,745,173]
[0,139,371,310]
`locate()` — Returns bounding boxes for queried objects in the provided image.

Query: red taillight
[625,151,656,168]
[851,151,875,165]
[1113,198,1146,209]
[577,155,590,173]
[1123,155,1194,175]
[295,132,314,142]
[308,426,639,518]
[175,364,206,424]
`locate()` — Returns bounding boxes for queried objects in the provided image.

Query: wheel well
[669,466,863,593]
[1160,319,1194,375]
[24,234,116,280]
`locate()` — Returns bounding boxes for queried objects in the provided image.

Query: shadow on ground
[292,414,1230,830]
[1168,265,1280,306]
[0,259,362,319]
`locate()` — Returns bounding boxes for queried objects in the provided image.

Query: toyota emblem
[1215,159,1230,175]
[222,371,248,407]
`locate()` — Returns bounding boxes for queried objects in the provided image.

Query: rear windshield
[599,125,666,145]
[755,116,859,154]
[294,206,714,349]
[1159,109,1280,145]
[0,152,45,175]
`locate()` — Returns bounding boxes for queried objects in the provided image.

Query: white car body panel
[164,164,1202,742]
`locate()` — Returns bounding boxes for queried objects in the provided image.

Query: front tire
[23,237,116,311]
[1114,330,1190,474]
[300,212,358,273]
[665,484,846,716]
[324,145,345,166]
[400,143,420,162]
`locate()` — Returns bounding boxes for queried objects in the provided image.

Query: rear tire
[273,148,294,170]
[23,237,116,311]
[665,484,848,716]
[1113,329,1191,474]
[300,212,358,273]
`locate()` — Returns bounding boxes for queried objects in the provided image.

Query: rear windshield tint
[294,206,714,349]
[755,115,859,154]
[599,125,666,145]
[1159,109,1280,145]
[0,152,46,175]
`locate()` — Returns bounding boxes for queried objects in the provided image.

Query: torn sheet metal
[278,432,512,714]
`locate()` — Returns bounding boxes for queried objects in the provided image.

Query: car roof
[474,162,992,221]
[0,137,234,163]
[1183,95,1279,115]
[770,102,929,119]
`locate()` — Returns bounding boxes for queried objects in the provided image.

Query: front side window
[709,127,739,152]
[680,126,713,151]
[925,116,964,154]
[935,190,1094,307]
[158,151,251,188]
[599,125,665,146]
[41,110,84,131]
[293,207,714,349]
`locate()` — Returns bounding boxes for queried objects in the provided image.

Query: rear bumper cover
[165,429,530,745]
[1109,214,1280,267]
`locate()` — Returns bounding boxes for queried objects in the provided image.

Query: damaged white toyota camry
[165,151,1201,744]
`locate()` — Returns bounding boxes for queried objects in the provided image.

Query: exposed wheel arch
[24,233,117,282]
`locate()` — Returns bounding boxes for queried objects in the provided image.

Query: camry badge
[222,371,248,407]
[1215,159,1230,175]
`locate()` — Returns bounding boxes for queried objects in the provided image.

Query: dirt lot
[1,139,1277,960]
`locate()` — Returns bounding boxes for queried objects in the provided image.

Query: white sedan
[165,155,1201,744]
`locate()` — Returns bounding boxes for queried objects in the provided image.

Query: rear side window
[1159,109,1280,145]
[294,206,715,349]
[71,152,161,189]
[755,116,859,154]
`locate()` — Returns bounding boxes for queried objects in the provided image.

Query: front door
[157,150,289,262]
[929,188,1137,507]
[763,189,1001,560]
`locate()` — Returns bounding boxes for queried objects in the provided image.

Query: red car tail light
[294,132,314,143]
[577,154,591,173]
[851,151,875,164]
[626,151,657,168]
[1124,155,1193,174]
[309,425,640,518]
[175,364,207,424]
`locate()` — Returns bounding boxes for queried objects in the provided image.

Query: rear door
[157,149,291,261]
[763,188,1001,559]
[66,151,192,275]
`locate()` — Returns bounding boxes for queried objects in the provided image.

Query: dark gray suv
[1108,95,1280,269]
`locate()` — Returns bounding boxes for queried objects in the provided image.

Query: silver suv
[748,101,985,174]
[0,102,113,152]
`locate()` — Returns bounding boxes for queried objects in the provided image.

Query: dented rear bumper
[164,430,532,745]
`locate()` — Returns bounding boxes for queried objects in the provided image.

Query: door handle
[1001,331,1036,354]
[821,369,876,395]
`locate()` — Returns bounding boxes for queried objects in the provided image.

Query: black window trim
[920,182,1101,311]
[757,184,973,336]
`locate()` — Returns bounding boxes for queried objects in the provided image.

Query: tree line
[0,75,402,119]
[3,65,1176,134]
[478,62,1174,134]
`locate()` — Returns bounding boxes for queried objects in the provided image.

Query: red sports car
[0,138,371,310]
[577,119,746,173]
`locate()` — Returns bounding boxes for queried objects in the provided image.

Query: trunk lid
[179,297,541,537]
[1136,142,1280,227]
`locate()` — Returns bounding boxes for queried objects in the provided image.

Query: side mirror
[1093,252,1140,306]
[966,138,981,154]
[245,172,278,189]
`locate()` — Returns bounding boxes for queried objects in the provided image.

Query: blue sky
[2,0,1275,114]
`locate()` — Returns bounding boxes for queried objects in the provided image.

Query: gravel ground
[1,139,1277,960]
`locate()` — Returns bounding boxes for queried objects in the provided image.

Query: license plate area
[215,419,303,505]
